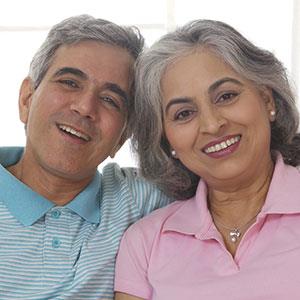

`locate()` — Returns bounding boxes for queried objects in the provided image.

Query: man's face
[19,40,133,181]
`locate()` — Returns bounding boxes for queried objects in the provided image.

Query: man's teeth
[59,125,90,141]
[204,136,240,154]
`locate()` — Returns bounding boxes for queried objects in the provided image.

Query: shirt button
[51,210,61,219]
[52,238,61,248]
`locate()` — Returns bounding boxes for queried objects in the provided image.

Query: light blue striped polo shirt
[0,147,170,299]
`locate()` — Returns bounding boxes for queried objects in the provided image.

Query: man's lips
[57,123,91,142]
[202,135,241,154]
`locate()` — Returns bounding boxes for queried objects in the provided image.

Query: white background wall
[0,0,298,168]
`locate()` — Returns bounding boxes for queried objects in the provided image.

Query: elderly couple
[0,14,300,300]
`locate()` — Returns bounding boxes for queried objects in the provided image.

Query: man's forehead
[52,41,133,63]
[47,42,132,76]
[49,42,133,75]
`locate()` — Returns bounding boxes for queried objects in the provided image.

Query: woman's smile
[202,134,241,158]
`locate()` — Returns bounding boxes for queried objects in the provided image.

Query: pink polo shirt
[115,156,300,300]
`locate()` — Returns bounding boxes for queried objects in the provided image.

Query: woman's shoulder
[125,199,190,238]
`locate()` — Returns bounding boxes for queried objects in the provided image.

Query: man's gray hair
[132,19,300,199]
[29,15,144,89]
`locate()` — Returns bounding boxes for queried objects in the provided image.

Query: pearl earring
[270,110,276,116]
[171,149,176,157]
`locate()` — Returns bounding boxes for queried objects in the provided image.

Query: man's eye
[216,92,238,103]
[58,79,79,88]
[100,96,120,110]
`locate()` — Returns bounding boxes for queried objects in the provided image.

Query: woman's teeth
[204,136,240,154]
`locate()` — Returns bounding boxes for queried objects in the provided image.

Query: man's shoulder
[101,162,155,189]
[100,162,172,215]
[101,162,136,179]
[0,147,23,166]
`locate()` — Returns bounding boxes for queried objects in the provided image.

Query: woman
[114,20,300,300]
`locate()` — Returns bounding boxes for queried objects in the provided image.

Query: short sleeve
[114,223,152,299]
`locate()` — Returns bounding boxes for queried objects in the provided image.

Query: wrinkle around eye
[57,79,79,89]
[99,94,122,111]
[215,92,239,104]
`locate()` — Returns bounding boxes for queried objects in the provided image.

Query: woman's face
[161,49,275,190]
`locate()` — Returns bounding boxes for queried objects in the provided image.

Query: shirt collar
[66,172,101,224]
[162,180,211,237]
[0,147,101,225]
[0,162,54,226]
[162,154,300,236]
[261,154,300,214]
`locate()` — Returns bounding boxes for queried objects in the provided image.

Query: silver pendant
[229,228,240,243]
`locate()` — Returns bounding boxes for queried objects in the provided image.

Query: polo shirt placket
[43,207,72,282]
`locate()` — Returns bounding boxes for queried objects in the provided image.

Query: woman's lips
[202,135,241,158]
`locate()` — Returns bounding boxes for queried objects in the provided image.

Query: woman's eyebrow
[208,77,243,94]
[164,97,193,114]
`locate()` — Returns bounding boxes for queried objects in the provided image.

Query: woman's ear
[260,87,276,120]
[19,77,34,124]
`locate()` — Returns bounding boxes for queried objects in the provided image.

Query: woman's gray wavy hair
[29,14,144,133]
[132,19,300,200]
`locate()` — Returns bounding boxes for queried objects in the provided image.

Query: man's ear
[109,132,128,159]
[19,77,34,124]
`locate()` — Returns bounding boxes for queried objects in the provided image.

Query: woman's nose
[198,105,227,135]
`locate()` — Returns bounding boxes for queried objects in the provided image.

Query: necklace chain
[213,211,260,243]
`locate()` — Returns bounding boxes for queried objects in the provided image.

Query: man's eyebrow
[165,97,193,115]
[208,77,243,94]
[102,82,129,103]
[53,67,88,80]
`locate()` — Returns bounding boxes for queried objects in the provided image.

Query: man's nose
[70,90,97,120]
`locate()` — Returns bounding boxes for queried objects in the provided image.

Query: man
[0,15,169,299]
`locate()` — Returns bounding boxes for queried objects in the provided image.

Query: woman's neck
[209,158,274,221]
[208,158,274,256]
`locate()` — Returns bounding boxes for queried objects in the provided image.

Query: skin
[115,294,143,300]
[161,49,275,255]
[7,41,134,205]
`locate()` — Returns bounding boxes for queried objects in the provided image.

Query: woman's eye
[217,92,238,103]
[58,79,79,88]
[174,109,195,121]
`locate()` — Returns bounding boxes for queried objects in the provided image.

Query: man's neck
[7,157,94,206]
